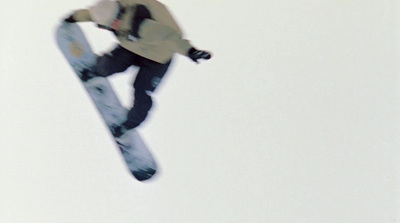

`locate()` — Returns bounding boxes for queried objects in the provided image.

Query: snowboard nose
[132,168,156,181]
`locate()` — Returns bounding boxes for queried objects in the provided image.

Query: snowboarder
[64,0,212,137]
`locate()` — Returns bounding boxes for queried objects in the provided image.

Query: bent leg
[94,45,137,77]
[125,58,171,128]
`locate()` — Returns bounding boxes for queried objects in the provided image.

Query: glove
[64,15,76,23]
[188,48,212,63]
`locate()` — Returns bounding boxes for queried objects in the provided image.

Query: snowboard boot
[111,121,139,138]
[111,124,128,138]
[79,68,95,82]
[188,47,212,63]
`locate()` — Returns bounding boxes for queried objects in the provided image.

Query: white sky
[1,0,400,222]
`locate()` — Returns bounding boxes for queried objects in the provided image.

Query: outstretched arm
[138,19,211,63]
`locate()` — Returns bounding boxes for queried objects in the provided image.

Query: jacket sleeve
[71,9,93,22]
[138,19,191,55]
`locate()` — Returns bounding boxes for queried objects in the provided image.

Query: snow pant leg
[125,58,172,128]
[94,45,136,77]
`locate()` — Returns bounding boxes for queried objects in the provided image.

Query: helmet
[89,0,119,27]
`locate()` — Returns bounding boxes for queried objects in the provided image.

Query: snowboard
[55,22,157,181]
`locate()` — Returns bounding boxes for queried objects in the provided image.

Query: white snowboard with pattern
[56,22,157,181]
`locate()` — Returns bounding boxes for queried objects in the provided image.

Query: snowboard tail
[56,22,157,181]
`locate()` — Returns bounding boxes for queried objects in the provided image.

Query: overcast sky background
[1,0,400,222]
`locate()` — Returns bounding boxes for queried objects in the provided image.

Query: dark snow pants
[94,45,171,128]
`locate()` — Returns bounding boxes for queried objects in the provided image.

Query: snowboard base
[56,22,157,181]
